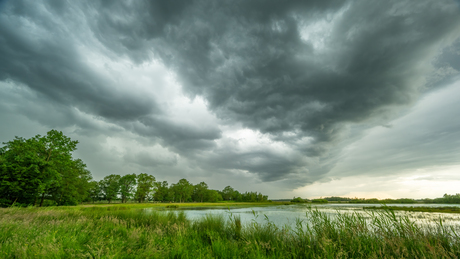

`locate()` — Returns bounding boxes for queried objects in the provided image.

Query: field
[1,203,459,258]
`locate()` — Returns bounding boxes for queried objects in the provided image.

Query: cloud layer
[1,0,460,197]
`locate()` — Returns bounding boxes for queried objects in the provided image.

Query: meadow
[1,203,459,258]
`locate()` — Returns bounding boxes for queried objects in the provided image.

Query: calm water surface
[172,203,460,229]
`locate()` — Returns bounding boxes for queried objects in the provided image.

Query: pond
[170,203,460,230]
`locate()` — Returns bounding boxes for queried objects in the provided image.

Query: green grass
[364,206,460,214]
[0,205,459,258]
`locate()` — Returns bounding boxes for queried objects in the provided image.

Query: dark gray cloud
[0,4,157,121]
[329,81,460,177]
[1,0,460,193]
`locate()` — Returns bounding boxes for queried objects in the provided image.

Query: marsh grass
[365,205,460,214]
[0,206,459,258]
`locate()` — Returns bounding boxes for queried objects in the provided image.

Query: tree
[35,130,79,206]
[100,174,121,203]
[222,186,235,201]
[233,190,242,202]
[135,173,156,203]
[206,189,223,202]
[171,178,193,203]
[193,182,209,202]
[0,130,85,207]
[119,174,137,203]
[87,180,102,203]
[48,158,93,205]
[153,181,169,202]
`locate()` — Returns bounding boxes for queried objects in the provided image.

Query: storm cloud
[1,0,460,197]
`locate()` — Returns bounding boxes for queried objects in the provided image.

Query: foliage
[100,174,121,203]
[222,185,235,200]
[192,182,209,203]
[365,206,460,213]
[0,130,91,207]
[323,196,352,202]
[171,178,193,203]
[311,198,328,203]
[153,181,169,202]
[134,173,156,203]
[290,197,308,203]
[87,180,101,203]
[119,174,137,203]
[426,194,460,204]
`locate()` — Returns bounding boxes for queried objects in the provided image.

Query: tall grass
[0,206,458,258]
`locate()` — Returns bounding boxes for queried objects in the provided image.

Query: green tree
[100,174,121,203]
[87,180,101,203]
[0,130,83,207]
[153,181,169,202]
[171,179,193,203]
[193,182,209,202]
[135,173,156,203]
[206,189,223,202]
[222,186,235,201]
[119,174,137,203]
[48,158,93,205]
[233,190,242,202]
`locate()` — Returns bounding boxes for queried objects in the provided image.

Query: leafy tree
[119,174,137,203]
[291,197,307,203]
[206,189,223,202]
[100,174,121,203]
[193,182,209,202]
[233,190,242,202]
[222,186,235,201]
[171,178,193,203]
[153,181,169,202]
[135,173,156,203]
[0,130,84,207]
[48,158,93,205]
[87,180,102,203]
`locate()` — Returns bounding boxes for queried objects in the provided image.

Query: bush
[290,197,307,203]
[311,199,328,203]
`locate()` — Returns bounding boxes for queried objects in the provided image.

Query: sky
[1,0,460,199]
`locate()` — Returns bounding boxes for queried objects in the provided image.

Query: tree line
[88,174,268,204]
[291,196,460,204]
[0,130,268,207]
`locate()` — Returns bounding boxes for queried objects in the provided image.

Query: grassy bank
[1,206,459,258]
[364,205,460,214]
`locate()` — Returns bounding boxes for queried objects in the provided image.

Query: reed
[0,206,459,258]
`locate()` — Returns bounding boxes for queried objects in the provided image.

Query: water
[174,203,460,229]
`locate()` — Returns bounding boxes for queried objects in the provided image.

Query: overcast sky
[1,0,460,199]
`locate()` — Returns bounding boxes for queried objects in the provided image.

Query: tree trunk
[39,193,45,207]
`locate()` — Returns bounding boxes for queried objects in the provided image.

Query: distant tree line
[88,175,269,204]
[0,130,269,207]
[291,196,460,205]
[422,194,460,204]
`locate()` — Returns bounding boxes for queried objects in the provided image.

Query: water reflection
[165,203,460,230]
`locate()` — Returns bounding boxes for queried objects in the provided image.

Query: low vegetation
[365,206,460,214]
[311,198,328,203]
[290,197,309,203]
[321,195,460,204]
[1,206,459,258]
